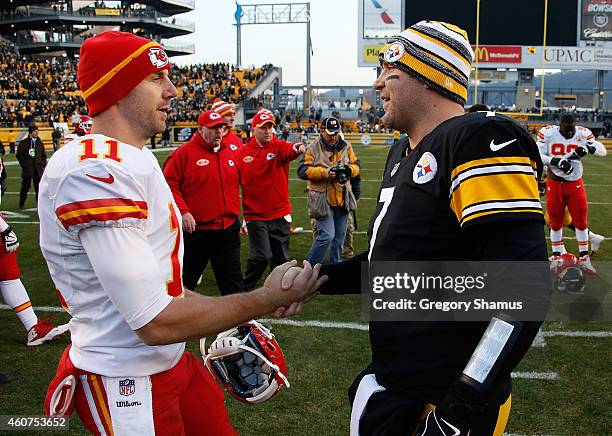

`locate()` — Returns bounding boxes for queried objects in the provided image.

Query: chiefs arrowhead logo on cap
[210,112,221,120]
[148,47,169,69]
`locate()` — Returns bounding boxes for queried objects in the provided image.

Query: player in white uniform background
[537,113,607,273]
[40,31,325,435]
[0,167,68,346]
[62,114,92,146]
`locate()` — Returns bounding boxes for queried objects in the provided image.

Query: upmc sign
[472,46,522,63]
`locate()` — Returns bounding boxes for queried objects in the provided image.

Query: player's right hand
[263,260,327,311]
[182,212,196,233]
[1,227,19,253]
[550,157,573,175]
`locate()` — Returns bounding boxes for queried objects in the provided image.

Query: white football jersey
[536,125,605,181]
[39,134,185,377]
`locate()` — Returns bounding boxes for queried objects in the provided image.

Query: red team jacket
[222,130,243,151]
[238,136,301,221]
[163,132,240,230]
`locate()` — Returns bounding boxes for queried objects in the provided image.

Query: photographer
[298,117,360,265]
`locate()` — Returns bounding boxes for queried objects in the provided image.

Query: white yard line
[511,371,559,380]
[2,305,610,341]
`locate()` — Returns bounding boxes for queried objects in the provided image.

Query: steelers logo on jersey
[384,42,405,63]
[413,152,437,184]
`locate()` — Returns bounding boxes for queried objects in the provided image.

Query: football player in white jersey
[0,197,68,346]
[40,31,324,435]
[62,114,92,146]
[537,113,607,274]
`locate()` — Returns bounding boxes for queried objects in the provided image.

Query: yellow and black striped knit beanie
[379,21,474,105]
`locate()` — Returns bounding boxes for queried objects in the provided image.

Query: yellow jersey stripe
[450,173,540,219]
[451,156,537,180]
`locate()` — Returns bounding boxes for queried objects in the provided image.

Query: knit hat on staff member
[379,21,474,105]
[77,31,171,116]
[198,110,227,128]
[211,99,235,117]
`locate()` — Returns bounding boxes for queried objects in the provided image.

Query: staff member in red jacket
[212,98,243,150]
[239,109,305,290]
[164,110,244,294]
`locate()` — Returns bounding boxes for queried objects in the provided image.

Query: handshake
[329,163,352,184]
[261,260,327,318]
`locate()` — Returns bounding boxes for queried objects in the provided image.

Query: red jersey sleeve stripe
[56,198,148,230]
[56,198,148,216]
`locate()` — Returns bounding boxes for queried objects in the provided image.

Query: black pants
[182,219,244,295]
[19,174,40,208]
[349,367,511,436]
[243,218,290,290]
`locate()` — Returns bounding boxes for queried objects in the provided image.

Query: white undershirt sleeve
[80,226,173,330]
[536,140,552,166]
[591,140,608,157]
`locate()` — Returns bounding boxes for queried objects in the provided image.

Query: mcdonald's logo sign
[471,45,522,63]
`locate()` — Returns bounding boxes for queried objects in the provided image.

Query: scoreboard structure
[358,0,612,71]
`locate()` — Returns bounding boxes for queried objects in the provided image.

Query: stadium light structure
[234,2,312,108]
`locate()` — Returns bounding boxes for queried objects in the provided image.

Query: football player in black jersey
[319,21,549,436]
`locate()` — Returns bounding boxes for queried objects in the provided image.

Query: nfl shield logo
[119,379,135,397]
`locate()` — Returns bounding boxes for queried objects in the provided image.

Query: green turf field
[0,144,610,435]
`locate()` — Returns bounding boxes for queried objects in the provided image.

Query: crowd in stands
[0,37,273,128]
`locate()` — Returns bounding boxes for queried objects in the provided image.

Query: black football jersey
[367,112,545,396]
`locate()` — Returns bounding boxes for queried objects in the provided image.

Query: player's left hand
[1,227,19,253]
[572,145,588,159]
[415,409,467,436]
[585,141,597,154]
[292,142,306,154]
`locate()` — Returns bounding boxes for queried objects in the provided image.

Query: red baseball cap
[198,110,227,128]
[78,31,171,116]
[252,110,276,128]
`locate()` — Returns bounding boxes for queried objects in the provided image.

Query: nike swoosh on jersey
[85,173,115,184]
[489,138,517,151]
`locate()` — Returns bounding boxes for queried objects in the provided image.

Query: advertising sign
[579,0,612,43]
[473,46,522,64]
[358,0,404,66]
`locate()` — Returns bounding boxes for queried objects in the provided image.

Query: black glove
[1,226,19,253]
[415,409,467,436]
[586,141,597,154]
[572,146,588,159]
[550,157,573,175]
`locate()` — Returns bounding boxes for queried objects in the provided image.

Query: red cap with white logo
[77,31,171,116]
[198,110,228,128]
[251,110,276,128]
